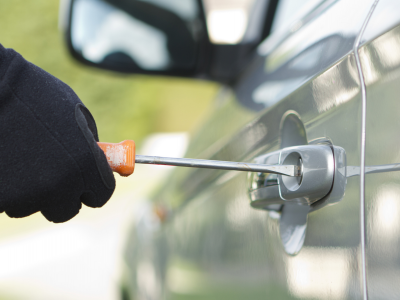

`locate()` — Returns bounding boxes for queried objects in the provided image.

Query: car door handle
[249,144,346,210]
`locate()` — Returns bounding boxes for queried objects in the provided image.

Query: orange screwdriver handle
[97,140,135,177]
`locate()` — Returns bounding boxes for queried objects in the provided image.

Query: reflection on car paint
[361,5,400,297]
[123,1,400,299]
[286,247,352,299]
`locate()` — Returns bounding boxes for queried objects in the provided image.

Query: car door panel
[359,1,400,297]
[156,54,363,300]
[123,1,387,299]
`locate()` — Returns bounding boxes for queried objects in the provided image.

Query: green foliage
[0,0,218,144]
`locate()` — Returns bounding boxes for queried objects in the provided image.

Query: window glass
[203,0,268,44]
[270,0,325,34]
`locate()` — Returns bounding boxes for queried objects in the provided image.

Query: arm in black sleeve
[0,44,115,223]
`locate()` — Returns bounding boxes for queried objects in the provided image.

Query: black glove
[0,44,115,223]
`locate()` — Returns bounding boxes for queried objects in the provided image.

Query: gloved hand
[0,44,115,223]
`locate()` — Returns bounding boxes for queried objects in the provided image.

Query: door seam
[352,1,379,300]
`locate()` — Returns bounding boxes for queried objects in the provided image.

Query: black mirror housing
[60,0,277,83]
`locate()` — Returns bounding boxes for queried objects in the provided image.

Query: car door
[123,1,381,299]
[358,0,400,298]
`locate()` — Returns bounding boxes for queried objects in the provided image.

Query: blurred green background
[0,0,218,145]
[0,0,219,256]
[0,2,218,299]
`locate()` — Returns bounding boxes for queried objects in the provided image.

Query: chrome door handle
[248,144,346,210]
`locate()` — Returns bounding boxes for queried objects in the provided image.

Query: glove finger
[41,200,82,223]
[80,191,108,208]
[5,205,40,218]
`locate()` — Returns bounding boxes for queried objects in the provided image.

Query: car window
[270,0,326,34]
[203,0,268,44]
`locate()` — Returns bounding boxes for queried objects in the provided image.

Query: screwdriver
[97,140,300,177]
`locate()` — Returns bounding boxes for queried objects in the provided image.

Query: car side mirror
[60,0,276,82]
[62,0,207,76]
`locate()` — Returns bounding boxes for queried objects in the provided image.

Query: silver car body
[123,0,400,299]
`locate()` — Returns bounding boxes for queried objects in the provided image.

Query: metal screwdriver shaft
[97,140,300,177]
[135,155,298,176]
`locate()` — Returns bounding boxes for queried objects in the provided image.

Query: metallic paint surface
[360,2,400,297]
[122,1,400,299]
